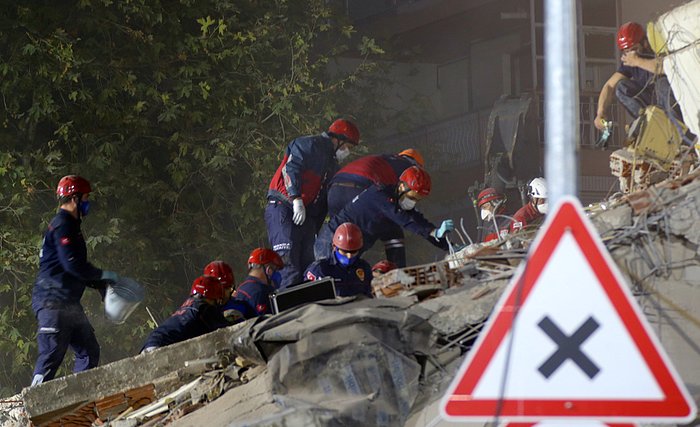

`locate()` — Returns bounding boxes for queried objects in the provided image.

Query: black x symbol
[538,316,600,379]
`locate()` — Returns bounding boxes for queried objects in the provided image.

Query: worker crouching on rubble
[371,260,398,279]
[476,187,510,243]
[510,177,548,233]
[305,222,373,298]
[141,275,228,353]
[265,118,360,290]
[594,22,679,131]
[314,166,454,261]
[220,248,284,323]
[31,175,121,386]
[327,148,425,267]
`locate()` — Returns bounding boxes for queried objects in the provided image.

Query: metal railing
[536,91,626,149]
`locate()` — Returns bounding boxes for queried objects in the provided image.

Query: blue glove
[100,270,119,282]
[436,219,454,238]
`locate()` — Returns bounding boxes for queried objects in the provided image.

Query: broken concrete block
[21,322,247,422]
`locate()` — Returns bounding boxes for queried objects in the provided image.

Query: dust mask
[399,196,416,211]
[335,147,350,162]
[480,209,492,221]
[537,202,548,214]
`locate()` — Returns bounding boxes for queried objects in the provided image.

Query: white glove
[292,198,306,225]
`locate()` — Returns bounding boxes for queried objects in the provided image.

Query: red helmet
[371,259,397,274]
[333,222,363,251]
[56,175,91,198]
[203,261,234,288]
[617,22,645,50]
[190,275,225,300]
[476,188,506,209]
[328,119,360,145]
[248,248,284,269]
[398,148,425,167]
[399,166,431,196]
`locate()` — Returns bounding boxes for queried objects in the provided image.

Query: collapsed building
[0,168,698,427]
[2,1,700,426]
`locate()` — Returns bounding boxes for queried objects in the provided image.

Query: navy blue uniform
[615,60,678,120]
[266,133,339,289]
[314,185,448,260]
[220,276,275,323]
[305,255,373,298]
[31,209,105,382]
[329,153,415,215]
[327,154,414,266]
[142,297,228,350]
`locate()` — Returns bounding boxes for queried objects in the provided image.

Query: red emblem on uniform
[306,271,316,281]
[256,304,267,314]
[356,268,365,281]
[60,237,71,246]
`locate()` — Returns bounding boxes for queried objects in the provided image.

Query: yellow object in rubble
[647,21,669,55]
[629,106,685,169]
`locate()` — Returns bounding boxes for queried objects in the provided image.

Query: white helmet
[528,177,547,199]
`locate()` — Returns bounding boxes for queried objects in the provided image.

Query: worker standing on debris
[266,118,360,289]
[30,175,121,386]
[476,187,510,242]
[594,22,678,131]
[315,166,454,260]
[203,260,235,301]
[220,248,284,323]
[510,177,547,233]
[141,275,228,352]
[305,223,373,298]
[327,149,425,267]
[371,260,398,279]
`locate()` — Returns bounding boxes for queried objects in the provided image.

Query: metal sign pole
[544,0,579,203]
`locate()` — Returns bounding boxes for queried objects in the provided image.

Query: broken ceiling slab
[420,280,508,336]
[21,321,247,423]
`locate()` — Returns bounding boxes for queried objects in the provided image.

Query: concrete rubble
[1,170,699,427]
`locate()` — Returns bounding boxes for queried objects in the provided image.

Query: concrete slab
[21,321,248,421]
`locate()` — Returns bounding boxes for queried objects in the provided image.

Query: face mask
[334,249,356,266]
[269,271,282,288]
[399,196,416,211]
[537,202,548,214]
[480,209,492,221]
[79,200,91,217]
[335,147,351,162]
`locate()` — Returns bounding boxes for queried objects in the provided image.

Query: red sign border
[441,197,696,422]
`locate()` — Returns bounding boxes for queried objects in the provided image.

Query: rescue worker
[220,248,284,323]
[31,175,120,386]
[141,275,228,352]
[594,22,678,131]
[327,149,425,267]
[371,260,398,279]
[510,177,547,233]
[305,223,373,298]
[315,166,454,261]
[266,118,360,289]
[476,187,510,243]
[203,260,235,301]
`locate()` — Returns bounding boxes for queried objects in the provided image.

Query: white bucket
[104,277,145,324]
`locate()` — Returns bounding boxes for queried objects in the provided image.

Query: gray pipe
[544,0,579,203]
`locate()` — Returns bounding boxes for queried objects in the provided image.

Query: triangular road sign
[441,197,696,423]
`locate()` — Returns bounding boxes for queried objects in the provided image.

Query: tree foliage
[0,0,388,394]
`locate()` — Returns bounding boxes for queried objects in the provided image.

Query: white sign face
[473,232,661,399]
[441,197,696,423]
